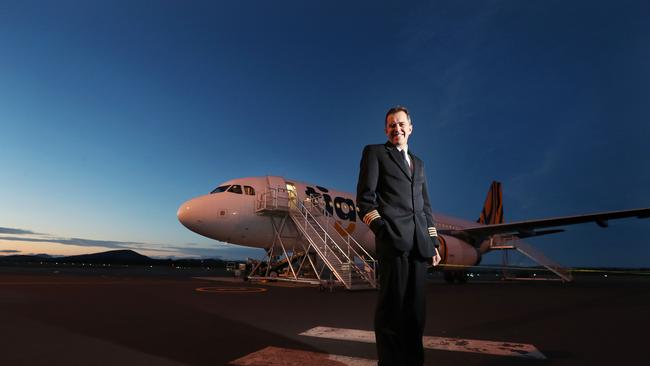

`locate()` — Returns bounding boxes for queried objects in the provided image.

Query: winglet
[477,181,504,225]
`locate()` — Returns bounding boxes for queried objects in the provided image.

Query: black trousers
[375,249,428,366]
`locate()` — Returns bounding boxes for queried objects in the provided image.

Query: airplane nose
[177,198,202,231]
[177,202,189,224]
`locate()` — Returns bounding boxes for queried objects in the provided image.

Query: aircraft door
[286,182,297,207]
[259,176,288,210]
[265,176,285,190]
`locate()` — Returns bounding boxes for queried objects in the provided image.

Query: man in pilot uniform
[356,106,441,366]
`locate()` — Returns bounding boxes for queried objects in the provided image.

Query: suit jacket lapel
[385,142,412,181]
[410,153,419,180]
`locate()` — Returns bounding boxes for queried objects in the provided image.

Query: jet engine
[437,235,481,283]
[438,235,481,267]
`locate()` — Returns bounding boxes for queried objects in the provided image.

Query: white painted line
[300,326,546,360]
[229,346,376,366]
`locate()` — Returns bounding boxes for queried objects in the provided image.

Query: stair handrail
[256,187,291,212]
[290,199,352,265]
[257,187,377,288]
[303,196,376,261]
[302,196,377,285]
[491,234,572,282]
[288,207,350,286]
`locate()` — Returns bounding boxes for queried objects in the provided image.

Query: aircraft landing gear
[444,270,468,284]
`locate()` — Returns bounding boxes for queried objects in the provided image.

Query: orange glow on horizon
[0,239,179,258]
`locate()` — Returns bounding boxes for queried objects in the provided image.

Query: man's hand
[432,247,441,267]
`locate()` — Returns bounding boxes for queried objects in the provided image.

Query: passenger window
[210,185,230,194]
[228,185,243,194]
[244,186,255,195]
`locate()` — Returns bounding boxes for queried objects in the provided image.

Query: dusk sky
[1,0,648,267]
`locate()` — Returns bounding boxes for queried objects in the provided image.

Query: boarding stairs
[491,235,573,282]
[290,199,377,290]
[256,188,377,290]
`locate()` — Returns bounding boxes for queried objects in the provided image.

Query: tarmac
[0,265,648,365]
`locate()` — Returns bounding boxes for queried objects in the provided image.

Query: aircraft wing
[444,208,650,242]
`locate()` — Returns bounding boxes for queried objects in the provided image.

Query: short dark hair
[385,106,411,125]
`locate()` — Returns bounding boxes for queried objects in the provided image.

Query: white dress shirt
[396,145,411,167]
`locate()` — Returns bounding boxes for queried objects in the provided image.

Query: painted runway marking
[195,286,267,293]
[229,346,375,366]
[300,326,546,360]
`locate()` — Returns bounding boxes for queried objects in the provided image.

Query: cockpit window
[228,184,243,194]
[244,186,255,195]
[210,185,231,194]
[211,184,251,195]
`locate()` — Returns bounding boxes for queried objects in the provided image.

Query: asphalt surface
[0,266,648,365]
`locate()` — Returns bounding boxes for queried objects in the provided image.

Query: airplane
[177,175,650,284]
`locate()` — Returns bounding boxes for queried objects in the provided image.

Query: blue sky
[1,0,648,267]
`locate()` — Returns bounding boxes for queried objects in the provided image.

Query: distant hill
[0,249,229,267]
[0,254,54,263]
[63,250,153,264]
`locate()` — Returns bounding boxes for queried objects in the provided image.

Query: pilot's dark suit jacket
[356,142,438,258]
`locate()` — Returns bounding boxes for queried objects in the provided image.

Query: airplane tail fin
[477,181,504,225]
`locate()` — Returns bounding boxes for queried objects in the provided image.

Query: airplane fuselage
[177,176,482,266]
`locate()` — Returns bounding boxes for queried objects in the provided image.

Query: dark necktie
[401,150,413,174]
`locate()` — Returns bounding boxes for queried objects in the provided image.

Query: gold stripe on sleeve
[363,210,381,225]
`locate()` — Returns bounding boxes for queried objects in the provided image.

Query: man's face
[385,111,413,147]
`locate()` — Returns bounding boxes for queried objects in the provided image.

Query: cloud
[0,226,182,256]
[0,249,20,253]
[0,235,134,249]
[0,226,260,259]
[0,227,38,235]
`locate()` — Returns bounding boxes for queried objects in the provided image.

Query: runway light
[604,274,608,278]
